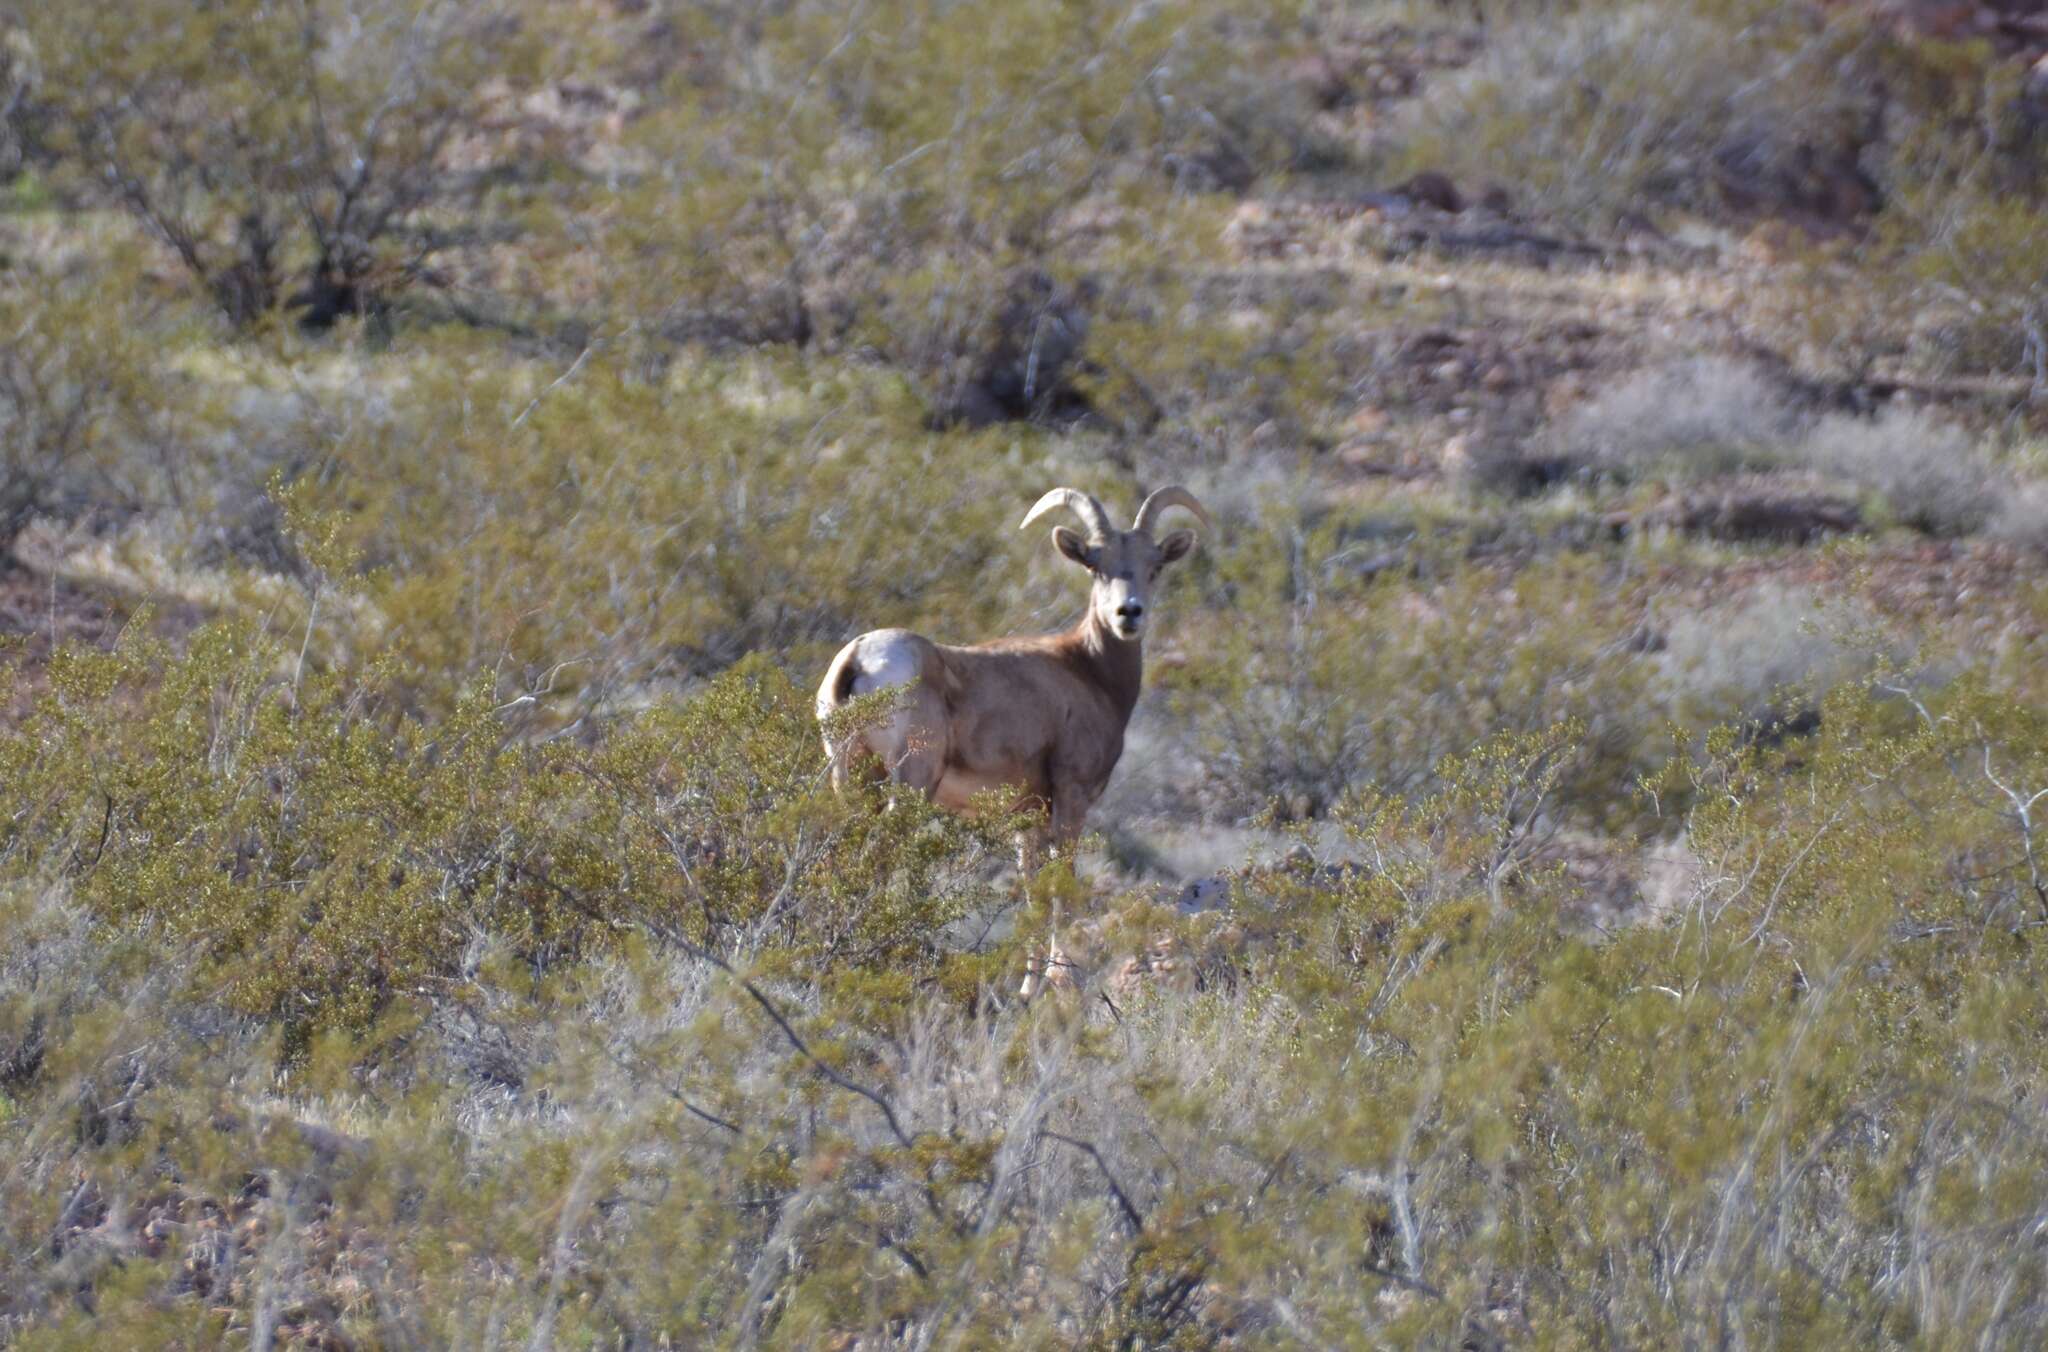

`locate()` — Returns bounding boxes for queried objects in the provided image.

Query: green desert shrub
[1075,267,1354,449]
[1893,185,2048,385]
[12,0,562,328]
[223,341,1057,716]
[11,2,2048,1345]
[1383,0,1868,225]
[1863,31,2048,386]
[0,619,1013,1045]
[0,248,206,555]
[1744,23,2048,388]
[10,674,2048,1344]
[599,0,1326,415]
[1165,531,1653,823]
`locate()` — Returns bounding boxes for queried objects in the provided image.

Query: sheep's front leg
[1014,820,1054,1002]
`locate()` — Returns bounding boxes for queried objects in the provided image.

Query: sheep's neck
[1071,612,1144,724]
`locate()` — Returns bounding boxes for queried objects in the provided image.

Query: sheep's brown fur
[816,485,1210,996]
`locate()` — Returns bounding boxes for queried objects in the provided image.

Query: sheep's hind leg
[880,705,946,811]
[852,682,945,810]
[1018,792,1085,1002]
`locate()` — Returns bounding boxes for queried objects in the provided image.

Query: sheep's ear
[1158,529,1197,565]
[1053,527,1097,569]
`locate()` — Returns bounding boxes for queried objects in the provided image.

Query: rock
[1711,135,1880,230]
[1543,373,1594,420]
[1895,1,1981,39]
[1162,140,1255,194]
[1623,479,1865,545]
[1289,52,1354,110]
[1345,405,1390,437]
[1439,434,1474,478]
[1174,874,1231,914]
[1395,170,1465,214]
[1220,201,1286,258]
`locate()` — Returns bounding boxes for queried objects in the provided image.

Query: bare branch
[1041,1130,1145,1233]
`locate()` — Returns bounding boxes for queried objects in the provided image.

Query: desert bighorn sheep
[815,484,1212,998]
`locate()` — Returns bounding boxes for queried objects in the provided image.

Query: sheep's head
[1020,485,1211,641]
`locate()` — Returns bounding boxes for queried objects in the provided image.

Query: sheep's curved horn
[1131,485,1213,537]
[1019,487,1114,541]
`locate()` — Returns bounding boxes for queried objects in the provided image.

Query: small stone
[1346,405,1389,436]
[1396,170,1464,213]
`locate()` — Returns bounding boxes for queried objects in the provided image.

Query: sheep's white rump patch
[847,631,922,698]
[841,630,927,778]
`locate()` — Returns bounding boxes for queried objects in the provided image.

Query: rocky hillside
[3,0,2048,1345]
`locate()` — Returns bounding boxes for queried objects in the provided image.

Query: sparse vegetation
[1384,1,1870,225]
[13,0,567,329]
[1652,581,1880,730]
[0,250,199,555]
[4,0,2048,1345]
[1796,405,2003,536]
[1545,355,1800,480]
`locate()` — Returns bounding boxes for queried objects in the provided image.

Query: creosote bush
[0,623,1014,1044]
[0,250,199,554]
[1384,0,1868,224]
[180,341,1066,722]
[9,653,2048,1343]
[13,0,560,327]
[597,0,1327,416]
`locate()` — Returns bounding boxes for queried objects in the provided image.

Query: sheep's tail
[816,640,865,790]
[817,641,862,718]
